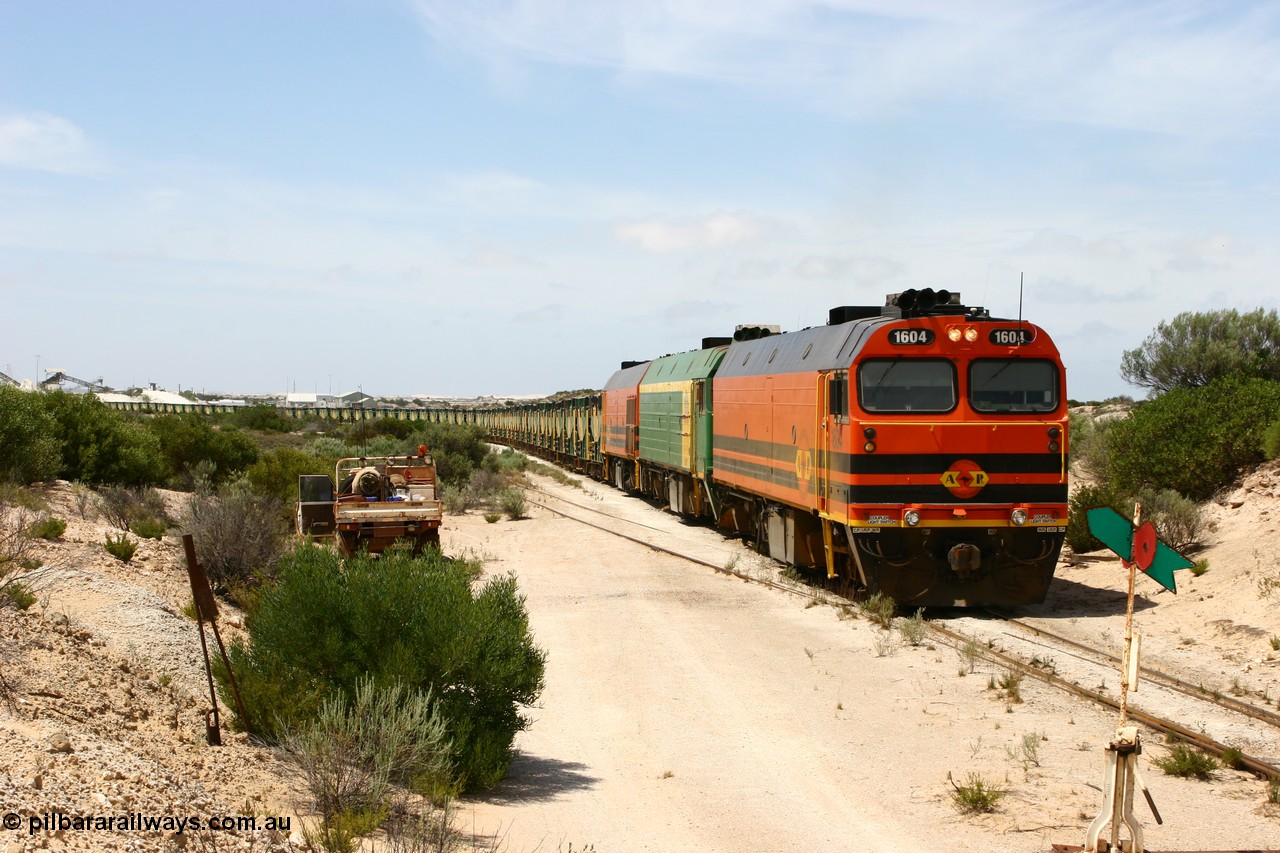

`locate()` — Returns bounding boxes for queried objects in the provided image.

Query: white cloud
[613,211,771,252]
[793,254,902,283]
[412,1,1280,136]
[0,112,105,175]
[1018,230,1131,261]
[465,247,536,267]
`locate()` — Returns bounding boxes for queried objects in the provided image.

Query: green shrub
[1189,559,1209,577]
[42,391,165,486]
[184,483,287,591]
[483,512,502,524]
[411,423,489,488]
[1153,744,1217,779]
[498,487,526,520]
[285,676,452,827]
[441,485,471,515]
[1068,411,1121,477]
[0,386,61,484]
[1220,746,1245,770]
[949,772,1004,813]
[244,447,333,505]
[1066,484,1125,553]
[492,449,529,474]
[897,608,928,646]
[28,517,66,541]
[467,468,505,506]
[129,517,167,540]
[859,591,896,628]
[97,485,169,532]
[1,581,37,610]
[231,404,294,434]
[146,413,259,487]
[104,532,137,562]
[222,545,545,791]
[1120,308,1280,394]
[1263,419,1280,460]
[1105,376,1280,501]
[1133,487,1205,552]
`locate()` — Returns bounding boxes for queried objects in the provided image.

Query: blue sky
[2,0,1278,400]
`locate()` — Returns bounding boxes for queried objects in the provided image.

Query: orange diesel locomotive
[709,289,1068,605]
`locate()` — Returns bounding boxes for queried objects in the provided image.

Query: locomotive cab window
[969,359,1059,413]
[857,359,956,413]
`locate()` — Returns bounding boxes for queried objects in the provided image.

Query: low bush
[1264,419,1280,460]
[231,404,295,434]
[184,483,287,591]
[146,413,259,488]
[1066,483,1124,553]
[1153,744,1217,779]
[498,488,526,520]
[859,591,896,628]
[222,545,545,791]
[897,608,928,646]
[441,485,471,515]
[285,676,452,844]
[411,423,489,488]
[1,581,37,610]
[28,517,66,541]
[97,485,169,532]
[949,772,1004,813]
[1133,487,1205,552]
[244,447,332,505]
[130,517,167,540]
[104,532,137,563]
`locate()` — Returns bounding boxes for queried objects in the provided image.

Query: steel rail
[991,613,1280,731]
[523,489,820,601]
[927,622,1279,779]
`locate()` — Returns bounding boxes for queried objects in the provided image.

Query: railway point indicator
[1062,505,1197,853]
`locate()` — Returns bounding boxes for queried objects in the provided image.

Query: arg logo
[940,459,988,499]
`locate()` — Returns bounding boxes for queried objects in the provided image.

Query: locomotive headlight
[1010,509,1028,526]
[904,509,921,527]
[964,327,979,342]
[864,441,876,452]
[948,327,962,342]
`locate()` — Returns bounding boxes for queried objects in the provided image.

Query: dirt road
[445,476,1279,852]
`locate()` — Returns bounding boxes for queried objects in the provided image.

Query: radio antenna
[1018,272,1024,331]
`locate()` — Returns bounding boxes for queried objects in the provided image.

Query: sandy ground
[2,467,1279,852]
[445,471,1280,853]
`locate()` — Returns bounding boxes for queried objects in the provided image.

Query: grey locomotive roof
[603,361,652,391]
[715,316,897,378]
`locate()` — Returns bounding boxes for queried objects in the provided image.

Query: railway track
[524,480,1280,781]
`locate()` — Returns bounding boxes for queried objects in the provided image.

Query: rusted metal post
[1119,502,1142,728]
[182,534,249,741]
[183,534,222,746]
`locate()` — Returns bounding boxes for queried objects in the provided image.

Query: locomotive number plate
[989,327,1035,346]
[888,328,935,346]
